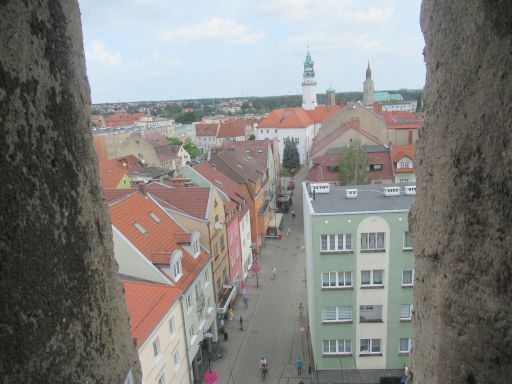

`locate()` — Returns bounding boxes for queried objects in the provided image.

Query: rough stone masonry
[0,1,141,382]
[411,0,512,383]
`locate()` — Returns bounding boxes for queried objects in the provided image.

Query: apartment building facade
[302,183,415,382]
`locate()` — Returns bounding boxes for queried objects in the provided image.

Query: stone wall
[0,1,141,382]
[410,0,512,383]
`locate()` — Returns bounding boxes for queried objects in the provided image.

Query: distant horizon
[79,0,424,104]
[91,87,424,106]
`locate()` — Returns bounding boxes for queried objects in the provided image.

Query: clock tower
[302,49,318,110]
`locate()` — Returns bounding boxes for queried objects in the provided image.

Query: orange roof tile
[123,280,181,348]
[195,123,219,137]
[99,160,129,188]
[391,145,415,163]
[103,188,137,203]
[146,183,211,220]
[217,120,247,138]
[193,162,249,205]
[258,108,313,128]
[109,192,188,264]
[305,105,341,122]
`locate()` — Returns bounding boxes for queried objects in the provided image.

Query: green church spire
[303,49,315,79]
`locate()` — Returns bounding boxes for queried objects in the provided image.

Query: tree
[338,139,371,186]
[248,134,256,140]
[175,111,196,124]
[282,138,300,169]
[183,137,200,159]
[167,136,183,145]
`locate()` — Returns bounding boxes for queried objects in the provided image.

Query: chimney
[138,183,146,197]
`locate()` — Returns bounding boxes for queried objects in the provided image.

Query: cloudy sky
[79,0,425,103]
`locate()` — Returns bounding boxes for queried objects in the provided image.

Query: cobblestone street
[210,170,311,384]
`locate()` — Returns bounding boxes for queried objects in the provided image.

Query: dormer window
[170,249,183,281]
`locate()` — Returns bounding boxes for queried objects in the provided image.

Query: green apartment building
[302,183,415,383]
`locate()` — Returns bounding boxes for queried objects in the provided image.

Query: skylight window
[134,222,147,234]
[149,212,161,223]
[257,149,263,153]
[214,179,223,186]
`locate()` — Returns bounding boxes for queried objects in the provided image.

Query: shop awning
[216,285,237,315]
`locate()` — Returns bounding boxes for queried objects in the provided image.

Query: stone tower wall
[0,1,141,382]
[411,0,512,382]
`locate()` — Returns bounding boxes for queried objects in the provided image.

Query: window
[158,373,166,384]
[197,309,203,323]
[214,243,219,258]
[214,199,218,207]
[400,304,413,320]
[370,164,382,171]
[173,349,180,369]
[322,306,352,322]
[168,316,175,336]
[323,339,352,355]
[152,337,161,358]
[360,270,384,287]
[320,234,352,252]
[149,212,161,223]
[398,160,412,168]
[402,270,414,287]
[403,231,413,250]
[399,178,409,184]
[133,222,147,235]
[189,324,195,338]
[400,338,412,354]
[186,294,192,309]
[204,270,209,283]
[220,234,225,250]
[360,339,381,355]
[172,260,182,279]
[275,129,278,134]
[359,305,383,322]
[322,271,352,288]
[361,232,385,251]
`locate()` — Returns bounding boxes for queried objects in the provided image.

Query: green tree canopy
[248,134,255,140]
[183,137,200,159]
[282,138,300,169]
[338,139,371,186]
[167,136,183,145]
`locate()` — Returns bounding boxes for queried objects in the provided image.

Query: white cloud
[151,50,161,60]
[160,17,264,45]
[86,41,122,68]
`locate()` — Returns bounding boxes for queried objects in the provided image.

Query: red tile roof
[104,113,145,127]
[103,188,137,203]
[217,120,247,138]
[123,280,181,348]
[374,109,421,129]
[391,145,415,163]
[99,160,130,188]
[193,162,249,205]
[146,182,211,220]
[195,123,219,137]
[258,108,313,128]
[306,148,393,184]
[305,105,342,122]
[311,118,384,158]
[109,192,188,264]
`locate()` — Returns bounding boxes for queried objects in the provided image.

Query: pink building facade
[226,213,243,285]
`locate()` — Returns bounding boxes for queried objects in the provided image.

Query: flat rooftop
[305,182,416,214]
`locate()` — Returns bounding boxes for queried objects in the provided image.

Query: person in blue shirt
[295,357,303,375]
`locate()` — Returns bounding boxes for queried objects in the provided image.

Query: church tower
[326,86,336,107]
[302,49,318,110]
[363,61,374,106]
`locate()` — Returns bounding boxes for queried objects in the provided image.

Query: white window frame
[321,271,352,288]
[402,269,414,287]
[360,338,381,355]
[320,234,352,252]
[360,270,384,287]
[322,339,352,355]
[399,337,412,354]
[152,337,161,359]
[322,306,352,323]
[186,294,193,310]
[403,231,413,250]
[400,304,413,320]
[173,348,181,370]
[359,305,384,323]
[360,232,385,252]
[169,316,176,337]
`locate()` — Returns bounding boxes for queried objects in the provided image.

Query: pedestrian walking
[228,307,234,320]
[295,357,303,375]
[239,315,244,331]
[243,295,249,308]
[219,317,225,329]
[272,267,277,279]
[287,227,291,236]
[291,210,295,218]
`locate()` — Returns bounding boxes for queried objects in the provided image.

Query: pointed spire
[366,61,372,80]
[303,47,315,79]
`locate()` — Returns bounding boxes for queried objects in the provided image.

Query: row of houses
[305,144,416,185]
[97,140,281,384]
